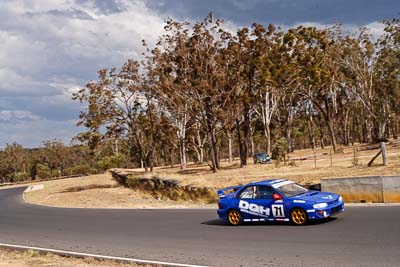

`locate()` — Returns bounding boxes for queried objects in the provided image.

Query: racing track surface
[1,187,400,267]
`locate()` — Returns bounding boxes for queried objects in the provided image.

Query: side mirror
[273,193,283,201]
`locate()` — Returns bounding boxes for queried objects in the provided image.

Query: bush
[66,164,92,176]
[36,164,52,179]
[126,177,140,188]
[12,172,30,182]
[96,155,127,172]
[272,138,288,162]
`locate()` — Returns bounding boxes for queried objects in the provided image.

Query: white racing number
[271,204,285,217]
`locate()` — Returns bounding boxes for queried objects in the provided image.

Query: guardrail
[321,176,400,203]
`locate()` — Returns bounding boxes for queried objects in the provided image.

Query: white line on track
[0,243,210,267]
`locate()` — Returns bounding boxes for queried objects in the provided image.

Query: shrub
[272,138,288,162]
[67,164,92,176]
[96,155,128,172]
[126,177,140,188]
[12,172,30,182]
[36,164,52,179]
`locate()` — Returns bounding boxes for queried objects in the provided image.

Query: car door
[237,185,274,221]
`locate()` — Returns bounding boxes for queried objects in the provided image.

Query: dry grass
[21,142,400,209]
[24,174,214,209]
[0,248,147,267]
[118,142,400,188]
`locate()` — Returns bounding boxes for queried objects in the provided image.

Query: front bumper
[256,159,271,164]
[307,203,345,220]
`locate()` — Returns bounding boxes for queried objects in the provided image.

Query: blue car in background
[217,179,344,225]
[253,152,271,164]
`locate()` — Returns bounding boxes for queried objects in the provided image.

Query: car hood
[292,191,340,204]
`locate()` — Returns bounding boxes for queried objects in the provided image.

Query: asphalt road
[0,187,400,267]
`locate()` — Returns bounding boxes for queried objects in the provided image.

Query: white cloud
[0,68,59,96]
[0,110,41,121]
[0,0,167,147]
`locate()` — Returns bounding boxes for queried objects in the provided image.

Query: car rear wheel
[227,209,242,226]
[291,208,308,225]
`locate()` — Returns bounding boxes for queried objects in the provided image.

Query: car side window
[239,186,257,199]
[257,186,274,199]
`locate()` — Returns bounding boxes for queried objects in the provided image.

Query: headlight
[313,203,328,209]
[339,196,343,202]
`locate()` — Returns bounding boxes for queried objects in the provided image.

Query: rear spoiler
[217,185,242,198]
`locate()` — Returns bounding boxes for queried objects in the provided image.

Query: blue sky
[0,0,399,148]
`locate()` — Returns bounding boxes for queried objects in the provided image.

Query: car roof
[247,179,293,188]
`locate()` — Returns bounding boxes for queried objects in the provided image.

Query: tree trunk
[242,112,250,166]
[264,126,271,155]
[169,148,174,168]
[211,129,219,169]
[308,115,315,149]
[250,137,255,157]
[227,129,233,163]
[143,158,148,173]
[327,120,337,152]
[286,126,293,153]
[236,119,245,167]
[285,109,294,153]
[391,113,398,139]
[149,152,154,172]
[207,127,219,172]
[179,138,186,170]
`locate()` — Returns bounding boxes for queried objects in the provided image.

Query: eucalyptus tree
[255,24,304,154]
[41,139,69,176]
[228,24,273,165]
[148,19,192,170]
[73,60,156,170]
[374,19,400,139]
[0,142,27,176]
[291,26,345,152]
[187,14,234,171]
[151,14,232,172]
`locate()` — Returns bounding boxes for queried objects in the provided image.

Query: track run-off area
[0,187,400,267]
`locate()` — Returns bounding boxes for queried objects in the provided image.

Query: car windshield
[278,183,308,197]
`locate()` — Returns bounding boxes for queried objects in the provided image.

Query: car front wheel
[291,208,308,225]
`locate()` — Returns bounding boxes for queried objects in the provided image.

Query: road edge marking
[0,242,209,267]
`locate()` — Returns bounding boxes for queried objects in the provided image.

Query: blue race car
[217,179,344,225]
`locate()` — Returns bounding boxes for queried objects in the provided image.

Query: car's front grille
[330,205,342,214]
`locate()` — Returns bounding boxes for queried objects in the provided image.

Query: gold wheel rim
[228,210,241,225]
[292,208,307,225]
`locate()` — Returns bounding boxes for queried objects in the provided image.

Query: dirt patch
[0,248,146,267]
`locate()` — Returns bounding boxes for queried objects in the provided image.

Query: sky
[0,0,399,148]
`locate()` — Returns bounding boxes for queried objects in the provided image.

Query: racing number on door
[272,205,285,217]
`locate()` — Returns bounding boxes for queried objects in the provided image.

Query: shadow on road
[201,219,231,226]
[201,217,337,226]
